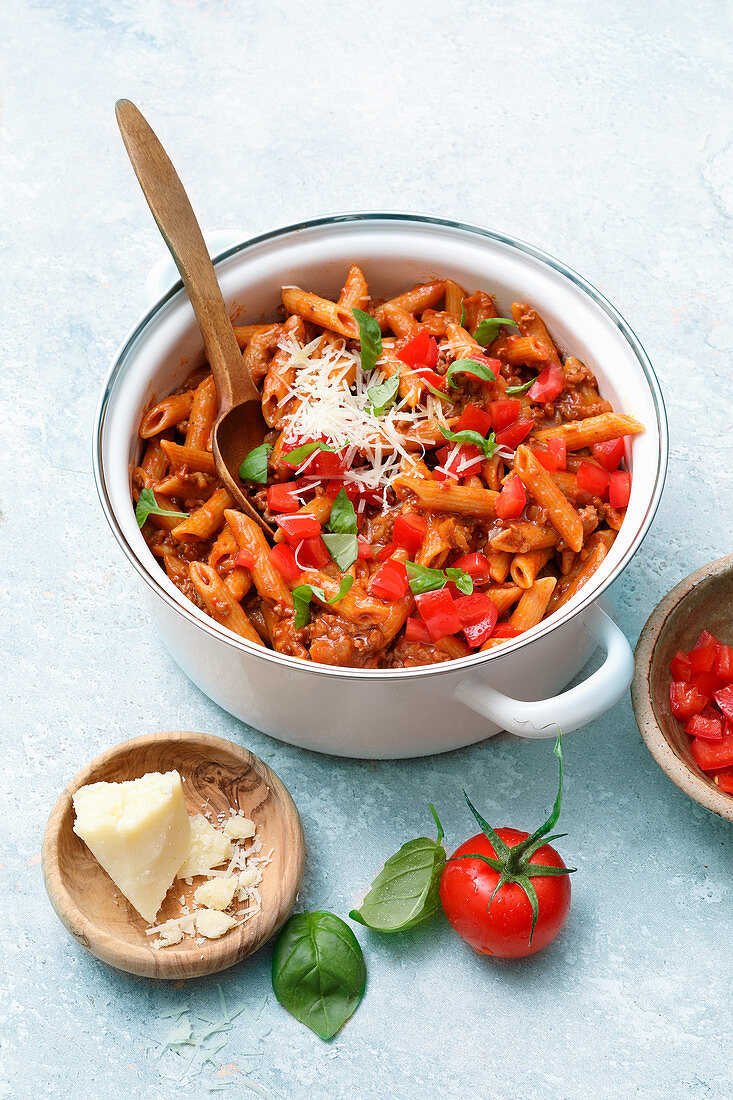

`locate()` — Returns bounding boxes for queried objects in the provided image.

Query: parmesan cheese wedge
[72,771,190,924]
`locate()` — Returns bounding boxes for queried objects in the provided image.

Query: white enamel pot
[94,214,667,758]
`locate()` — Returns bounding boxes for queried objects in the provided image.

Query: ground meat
[307,613,385,667]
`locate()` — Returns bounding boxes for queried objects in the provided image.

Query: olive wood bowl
[632,554,733,823]
[42,731,306,978]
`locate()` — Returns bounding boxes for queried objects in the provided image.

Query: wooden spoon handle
[115,99,259,411]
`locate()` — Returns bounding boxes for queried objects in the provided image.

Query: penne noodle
[140,391,195,438]
[224,509,293,608]
[486,584,523,615]
[185,375,217,451]
[510,547,554,589]
[509,576,557,630]
[242,324,284,384]
[223,566,252,602]
[140,438,170,481]
[462,291,498,334]
[444,279,466,321]
[375,281,446,329]
[394,476,499,519]
[489,551,513,584]
[534,412,645,450]
[338,264,370,310]
[514,446,584,553]
[281,286,358,339]
[189,562,263,645]
[547,531,615,614]
[172,487,234,541]
[233,322,281,349]
[511,303,562,364]
[380,304,420,340]
[160,439,217,475]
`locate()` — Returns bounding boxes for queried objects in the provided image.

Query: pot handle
[144,229,246,308]
[456,604,633,738]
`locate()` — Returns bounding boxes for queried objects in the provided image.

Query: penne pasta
[514,446,584,553]
[534,412,645,450]
[141,391,195,438]
[509,576,557,630]
[189,562,263,645]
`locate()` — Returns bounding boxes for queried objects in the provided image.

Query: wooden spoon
[115,99,274,537]
[42,730,306,978]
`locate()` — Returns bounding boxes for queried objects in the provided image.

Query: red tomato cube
[527,363,564,403]
[691,728,733,771]
[609,471,631,509]
[275,513,322,544]
[451,552,493,583]
[713,685,733,721]
[297,536,332,570]
[234,549,255,570]
[369,559,409,601]
[496,475,526,520]
[576,461,610,498]
[415,588,462,640]
[456,404,493,436]
[689,644,716,675]
[393,514,428,555]
[405,617,432,644]
[592,438,625,471]
[669,650,692,683]
[685,714,723,740]
[267,482,300,514]
[669,680,709,720]
[548,438,567,470]
[495,416,534,450]
[454,593,499,648]
[714,644,733,683]
[269,544,302,583]
[490,399,521,432]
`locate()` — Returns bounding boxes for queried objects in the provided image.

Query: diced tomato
[454,593,499,648]
[690,728,733,772]
[369,559,409,601]
[714,644,733,683]
[269,543,302,584]
[685,714,723,740]
[405,617,432,644]
[669,650,692,683]
[324,479,359,501]
[311,450,349,478]
[715,772,733,793]
[377,541,397,561]
[297,536,331,570]
[689,644,716,675]
[694,629,721,650]
[531,447,559,472]
[396,330,438,369]
[415,589,462,641]
[393,514,428,555]
[492,624,522,638]
[669,680,709,721]
[433,443,483,480]
[456,404,493,436]
[713,685,733,721]
[457,356,502,383]
[548,437,566,470]
[275,513,322,544]
[490,399,521,432]
[451,552,492,583]
[357,535,374,560]
[576,461,610,497]
[609,471,631,509]
[495,416,534,450]
[592,438,625,471]
[416,368,446,391]
[234,548,255,570]
[690,670,723,697]
[267,482,300,514]
[496,475,526,520]
[527,363,564,403]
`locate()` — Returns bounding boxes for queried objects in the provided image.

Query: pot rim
[93,210,668,681]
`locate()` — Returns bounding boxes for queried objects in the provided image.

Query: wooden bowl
[632,554,733,823]
[42,731,306,978]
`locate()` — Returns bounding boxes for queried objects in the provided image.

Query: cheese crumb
[176,815,232,878]
[193,876,238,911]
[223,817,256,841]
[195,910,236,939]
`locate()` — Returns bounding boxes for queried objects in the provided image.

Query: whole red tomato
[440,826,571,958]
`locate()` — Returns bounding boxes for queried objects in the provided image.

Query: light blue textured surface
[1,1,731,1096]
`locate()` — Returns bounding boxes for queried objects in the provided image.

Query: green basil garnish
[438,425,497,459]
[272,911,366,1040]
[328,488,358,535]
[459,303,466,327]
[322,533,358,571]
[238,442,273,484]
[474,317,518,346]
[446,358,498,388]
[423,380,452,403]
[292,576,354,629]
[505,376,538,395]
[352,308,382,373]
[405,561,473,596]
[134,487,189,529]
[367,370,400,416]
[282,440,334,467]
[349,806,446,933]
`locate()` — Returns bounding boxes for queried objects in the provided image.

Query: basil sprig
[292,576,354,629]
[323,488,358,571]
[446,358,498,388]
[352,308,382,373]
[506,376,538,395]
[405,560,473,596]
[474,317,518,346]
[282,440,334,467]
[135,487,188,528]
[349,806,446,933]
[438,425,497,459]
[459,303,466,327]
[239,442,272,484]
[272,911,366,1040]
[367,370,400,416]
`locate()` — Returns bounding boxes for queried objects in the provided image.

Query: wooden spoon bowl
[42,731,305,978]
[632,554,733,822]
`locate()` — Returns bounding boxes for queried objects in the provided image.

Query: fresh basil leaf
[459,303,466,328]
[328,488,357,535]
[322,533,358,571]
[445,567,474,595]
[349,806,446,933]
[446,358,498,388]
[135,487,189,529]
[272,911,366,1040]
[282,440,334,467]
[424,381,452,403]
[405,561,448,595]
[474,317,518,346]
[352,308,382,373]
[438,425,497,459]
[292,576,354,629]
[505,376,538,395]
[238,442,272,484]
[367,370,400,416]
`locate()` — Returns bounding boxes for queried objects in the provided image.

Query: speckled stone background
[2,1,732,1096]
